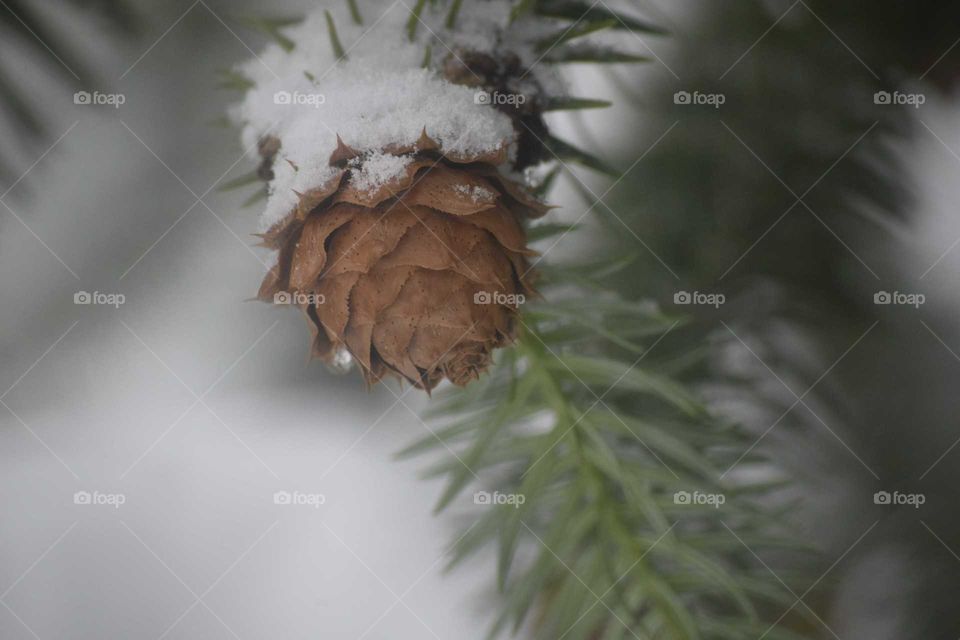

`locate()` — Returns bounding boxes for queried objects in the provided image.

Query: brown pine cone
[257,132,549,390]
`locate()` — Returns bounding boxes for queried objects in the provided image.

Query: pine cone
[257,132,549,390]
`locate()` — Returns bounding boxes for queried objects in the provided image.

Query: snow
[231,0,557,231]
[348,151,414,193]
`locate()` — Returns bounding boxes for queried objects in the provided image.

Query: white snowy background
[1,1,959,639]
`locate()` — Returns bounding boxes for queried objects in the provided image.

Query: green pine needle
[527,222,580,242]
[445,0,463,29]
[236,15,301,52]
[346,0,363,25]
[218,170,261,192]
[325,10,347,61]
[535,1,667,35]
[544,96,613,111]
[545,135,618,176]
[216,69,255,92]
[510,0,537,23]
[421,43,433,69]
[241,188,268,208]
[406,0,428,41]
[535,19,618,52]
[546,45,650,64]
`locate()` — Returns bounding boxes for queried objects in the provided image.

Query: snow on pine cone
[257,132,549,390]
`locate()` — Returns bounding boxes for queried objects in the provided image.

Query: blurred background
[2,0,960,638]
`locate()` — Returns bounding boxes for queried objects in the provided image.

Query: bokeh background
[2,1,960,638]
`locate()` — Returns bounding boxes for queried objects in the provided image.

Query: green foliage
[407,271,811,639]
[398,6,816,637]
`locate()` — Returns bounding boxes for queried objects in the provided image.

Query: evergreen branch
[411,276,813,639]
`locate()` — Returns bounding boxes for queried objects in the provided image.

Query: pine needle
[325,10,347,61]
[421,43,433,69]
[445,0,463,29]
[406,0,428,41]
[346,0,363,25]
[544,96,613,111]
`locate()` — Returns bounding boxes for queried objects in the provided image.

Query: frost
[232,0,555,231]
